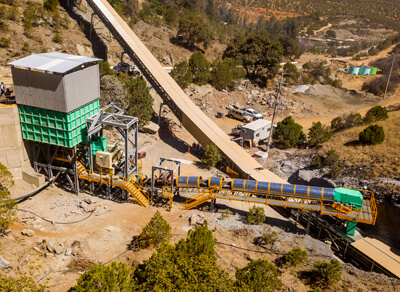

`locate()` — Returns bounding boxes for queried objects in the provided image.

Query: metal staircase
[76,161,150,207]
[184,188,217,210]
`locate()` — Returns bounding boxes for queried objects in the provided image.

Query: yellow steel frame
[77,162,149,207]
[183,188,377,225]
[161,186,174,212]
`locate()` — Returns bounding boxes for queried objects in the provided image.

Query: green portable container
[18,100,100,147]
[369,67,378,75]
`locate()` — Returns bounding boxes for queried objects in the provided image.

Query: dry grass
[320,110,400,179]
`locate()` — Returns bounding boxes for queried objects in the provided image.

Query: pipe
[13,177,56,202]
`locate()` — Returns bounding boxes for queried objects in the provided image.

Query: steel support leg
[306,211,312,235]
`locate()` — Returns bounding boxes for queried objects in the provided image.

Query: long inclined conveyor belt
[86,0,286,183]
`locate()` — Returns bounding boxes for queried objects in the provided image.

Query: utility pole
[266,72,286,157]
[383,53,396,100]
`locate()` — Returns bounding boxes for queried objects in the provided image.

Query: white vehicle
[245,109,263,119]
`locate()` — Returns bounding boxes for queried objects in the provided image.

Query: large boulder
[289,169,336,188]
[140,121,160,134]
[0,256,11,270]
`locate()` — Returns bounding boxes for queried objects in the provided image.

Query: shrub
[329,165,342,178]
[189,51,211,85]
[235,259,283,292]
[170,60,192,89]
[0,190,16,234]
[220,209,231,220]
[22,42,30,51]
[260,229,278,247]
[0,37,10,48]
[98,60,115,77]
[211,58,233,90]
[201,144,221,168]
[137,210,171,248]
[285,247,307,266]
[70,262,136,291]
[359,124,385,145]
[331,113,363,131]
[247,205,265,225]
[273,116,306,149]
[283,62,300,84]
[0,275,45,291]
[312,259,342,287]
[52,33,62,43]
[324,149,339,166]
[123,76,154,126]
[363,105,388,124]
[43,0,59,12]
[308,121,333,147]
[136,222,236,290]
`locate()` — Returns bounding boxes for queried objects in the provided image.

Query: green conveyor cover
[334,188,363,209]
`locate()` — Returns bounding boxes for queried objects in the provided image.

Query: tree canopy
[223,34,283,79]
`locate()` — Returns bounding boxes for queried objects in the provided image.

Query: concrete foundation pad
[22,168,45,187]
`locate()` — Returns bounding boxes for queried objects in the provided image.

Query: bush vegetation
[0,37,10,48]
[123,76,154,126]
[285,247,307,266]
[201,144,222,168]
[236,259,283,292]
[136,211,171,248]
[0,163,16,234]
[170,60,192,89]
[363,106,388,124]
[247,205,265,225]
[311,259,342,287]
[0,275,45,291]
[308,121,333,147]
[331,113,363,131]
[259,229,278,248]
[70,262,136,291]
[273,116,306,149]
[52,33,62,43]
[312,149,339,167]
[359,124,385,145]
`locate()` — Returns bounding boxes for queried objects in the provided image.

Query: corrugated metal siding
[12,65,99,113]
[12,67,67,112]
[64,65,100,112]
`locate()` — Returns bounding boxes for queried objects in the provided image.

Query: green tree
[211,58,232,90]
[171,60,193,89]
[136,222,237,291]
[98,60,116,77]
[201,144,221,168]
[308,121,333,147]
[247,205,265,225]
[285,247,307,266]
[70,262,136,291]
[312,259,342,287]
[0,275,45,292]
[273,116,306,149]
[178,13,211,49]
[235,259,282,292]
[359,124,385,145]
[363,105,388,124]
[326,29,336,39]
[0,163,16,234]
[259,229,278,248]
[189,51,211,85]
[137,210,171,248]
[123,76,154,126]
[164,6,178,27]
[223,34,283,79]
[283,62,300,84]
[279,36,301,61]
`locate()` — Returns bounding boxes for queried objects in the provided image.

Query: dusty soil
[1,2,400,291]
